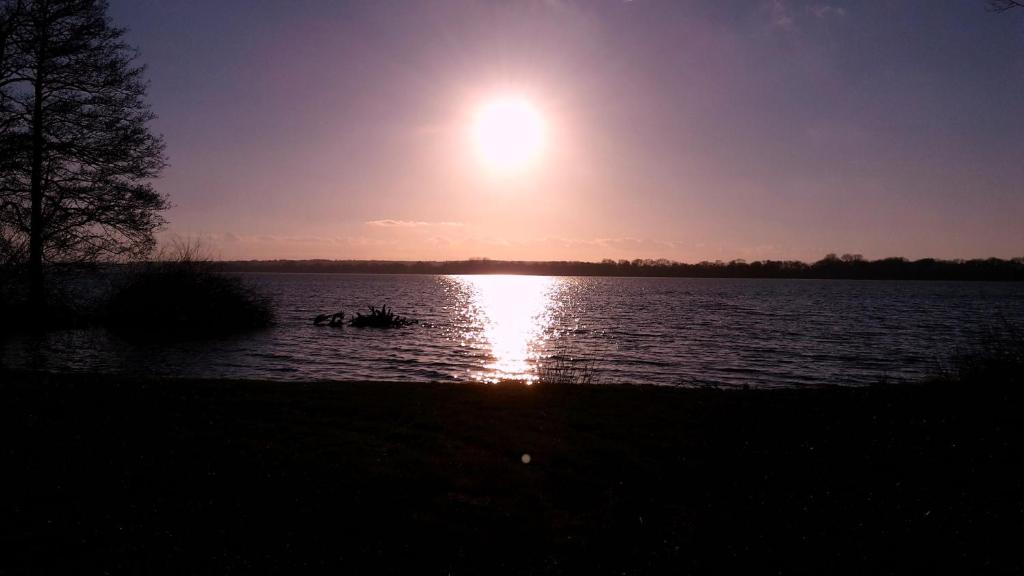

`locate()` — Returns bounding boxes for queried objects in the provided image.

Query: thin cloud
[365,219,464,228]
[809,5,847,19]
[768,0,796,31]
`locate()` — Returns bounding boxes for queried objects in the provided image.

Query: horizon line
[205,255,1024,265]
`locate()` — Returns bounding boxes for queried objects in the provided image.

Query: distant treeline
[217,254,1024,281]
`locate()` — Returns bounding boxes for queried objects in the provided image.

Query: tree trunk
[28,18,44,311]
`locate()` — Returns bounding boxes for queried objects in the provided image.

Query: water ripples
[3,274,1024,387]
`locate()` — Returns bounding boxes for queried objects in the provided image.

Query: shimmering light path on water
[450,275,561,382]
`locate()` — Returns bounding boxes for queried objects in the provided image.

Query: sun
[472,97,546,172]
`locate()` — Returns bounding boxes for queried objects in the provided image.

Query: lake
[4,274,1023,387]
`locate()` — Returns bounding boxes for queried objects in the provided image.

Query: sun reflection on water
[451,275,561,383]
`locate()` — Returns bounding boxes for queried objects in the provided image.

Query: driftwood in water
[313,311,345,327]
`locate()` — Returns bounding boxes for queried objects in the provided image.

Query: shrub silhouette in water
[104,244,273,339]
[348,305,417,328]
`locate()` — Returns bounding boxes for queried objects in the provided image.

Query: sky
[108,0,1024,262]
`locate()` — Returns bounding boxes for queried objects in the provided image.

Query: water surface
[4,274,1022,387]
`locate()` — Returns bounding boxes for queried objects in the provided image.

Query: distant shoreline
[210,256,1024,281]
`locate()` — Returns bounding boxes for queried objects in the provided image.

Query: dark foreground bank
[2,373,1021,574]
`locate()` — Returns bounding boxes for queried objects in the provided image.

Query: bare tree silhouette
[0,2,27,266]
[0,0,167,310]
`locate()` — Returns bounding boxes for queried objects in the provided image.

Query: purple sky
[110,0,1024,262]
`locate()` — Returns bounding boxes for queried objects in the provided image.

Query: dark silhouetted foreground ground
[2,372,1021,574]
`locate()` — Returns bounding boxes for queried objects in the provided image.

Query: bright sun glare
[472,97,546,172]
